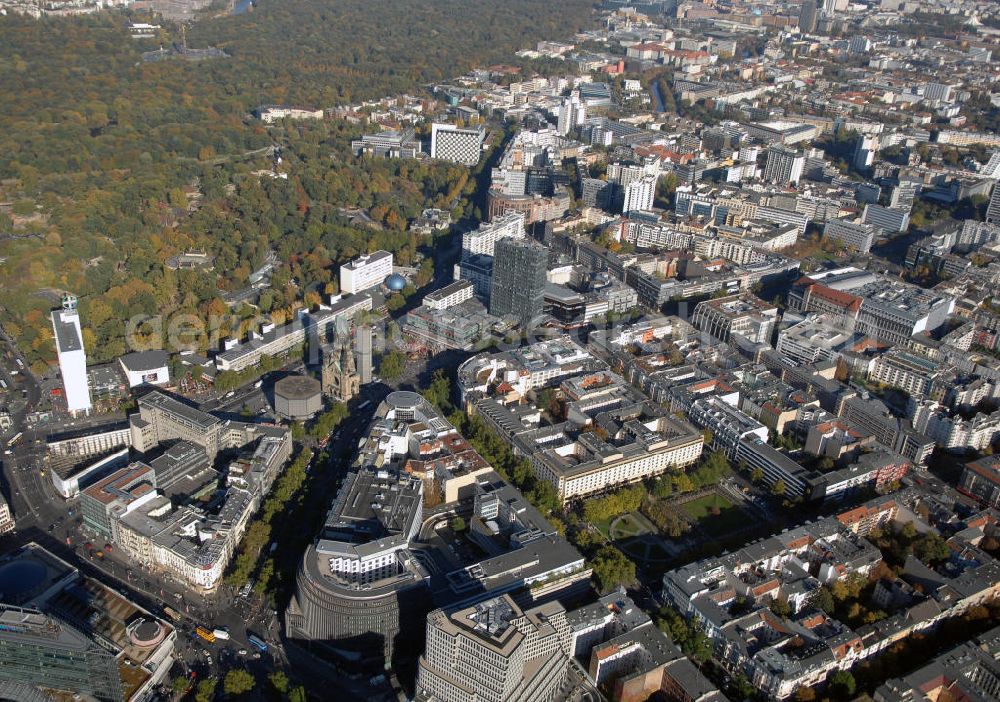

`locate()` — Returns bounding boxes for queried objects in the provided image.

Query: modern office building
[763,146,805,185]
[430,123,486,166]
[959,455,1000,509]
[285,466,427,662]
[889,181,920,210]
[862,204,910,234]
[799,0,817,31]
[688,396,769,457]
[403,298,500,350]
[987,182,1000,225]
[848,35,872,53]
[51,294,92,416]
[854,279,955,345]
[286,392,433,664]
[456,254,495,302]
[462,212,525,258]
[623,174,656,214]
[823,218,877,254]
[423,280,475,311]
[415,595,571,702]
[340,250,393,295]
[735,437,825,500]
[0,605,124,702]
[776,316,853,365]
[746,121,817,145]
[118,350,170,388]
[489,238,548,326]
[606,160,655,188]
[582,177,619,210]
[691,293,778,344]
[148,440,209,491]
[457,336,601,402]
[80,463,158,542]
[351,128,421,159]
[0,494,13,535]
[130,391,225,459]
[513,407,704,503]
[853,135,877,171]
[0,544,177,702]
[556,95,587,136]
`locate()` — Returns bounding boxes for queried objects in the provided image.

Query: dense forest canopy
[0,0,592,369]
[188,0,593,106]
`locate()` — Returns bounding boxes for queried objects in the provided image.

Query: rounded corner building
[285,391,433,666]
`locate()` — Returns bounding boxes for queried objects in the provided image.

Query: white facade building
[257,106,324,123]
[339,251,393,295]
[623,175,657,214]
[462,212,526,258]
[863,204,910,234]
[556,95,587,136]
[51,295,92,416]
[853,136,877,171]
[423,280,475,311]
[0,494,12,535]
[118,350,170,388]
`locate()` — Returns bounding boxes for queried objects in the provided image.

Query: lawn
[682,493,747,537]
[610,512,648,540]
[593,516,614,539]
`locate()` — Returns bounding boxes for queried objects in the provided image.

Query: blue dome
[385,274,406,291]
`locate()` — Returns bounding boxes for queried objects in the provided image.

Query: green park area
[608,512,674,565]
[682,493,745,537]
[609,512,650,540]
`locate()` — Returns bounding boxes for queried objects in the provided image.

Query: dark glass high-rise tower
[799,0,817,32]
[489,238,548,327]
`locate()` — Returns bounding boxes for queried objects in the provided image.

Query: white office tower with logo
[51,294,92,416]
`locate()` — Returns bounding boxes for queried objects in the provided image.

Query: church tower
[321,334,360,403]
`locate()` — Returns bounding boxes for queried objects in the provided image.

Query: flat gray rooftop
[51,312,82,353]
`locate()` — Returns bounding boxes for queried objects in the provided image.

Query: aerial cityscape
[1,0,1000,701]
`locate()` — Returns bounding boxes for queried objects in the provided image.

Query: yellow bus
[195,626,216,644]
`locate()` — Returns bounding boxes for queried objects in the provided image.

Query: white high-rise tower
[556,95,586,136]
[51,293,92,416]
